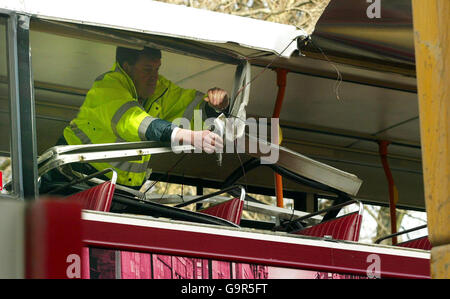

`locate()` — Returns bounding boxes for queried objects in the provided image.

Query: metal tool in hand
[209,114,226,167]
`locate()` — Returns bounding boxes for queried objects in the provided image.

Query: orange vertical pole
[273,68,288,208]
[378,141,398,245]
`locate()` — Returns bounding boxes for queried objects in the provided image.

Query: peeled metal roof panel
[1,0,307,58]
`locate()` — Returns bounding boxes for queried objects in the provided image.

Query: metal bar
[111,194,239,228]
[174,185,243,208]
[6,12,23,198]
[229,62,245,114]
[280,199,359,225]
[273,68,288,208]
[378,141,398,244]
[7,13,39,199]
[46,168,115,195]
[375,224,428,244]
[37,142,195,176]
[145,194,321,224]
[149,171,427,213]
[15,14,38,199]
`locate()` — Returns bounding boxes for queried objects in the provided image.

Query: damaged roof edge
[1,0,308,58]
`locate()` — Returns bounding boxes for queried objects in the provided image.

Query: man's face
[124,54,161,100]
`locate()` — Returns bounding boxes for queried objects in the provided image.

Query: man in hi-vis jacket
[59,47,229,189]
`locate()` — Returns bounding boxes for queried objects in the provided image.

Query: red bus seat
[199,198,244,225]
[294,211,363,242]
[65,170,117,212]
[65,171,117,279]
[197,197,244,281]
[66,181,116,212]
[397,236,432,250]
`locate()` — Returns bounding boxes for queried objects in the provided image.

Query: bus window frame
[1,11,38,200]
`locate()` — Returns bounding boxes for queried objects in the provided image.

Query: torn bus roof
[0,0,308,58]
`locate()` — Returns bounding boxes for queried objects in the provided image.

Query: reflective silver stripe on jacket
[111,101,143,138]
[183,91,205,121]
[95,65,122,82]
[108,160,150,173]
[70,123,92,144]
[138,116,156,141]
[95,71,113,82]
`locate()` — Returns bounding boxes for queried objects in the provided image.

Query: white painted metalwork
[0,0,307,58]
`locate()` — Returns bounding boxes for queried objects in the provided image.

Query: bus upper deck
[0,0,431,279]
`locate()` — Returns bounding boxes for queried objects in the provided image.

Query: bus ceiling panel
[246,66,420,146]
[279,124,373,149]
[276,122,421,159]
[300,38,416,78]
[250,54,418,94]
[281,139,422,170]
[275,118,420,150]
[342,140,421,161]
[374,118,421,145]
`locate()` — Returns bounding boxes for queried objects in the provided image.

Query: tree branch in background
[155,0,331,35]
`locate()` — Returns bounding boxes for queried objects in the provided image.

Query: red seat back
[66,181,115,212]
[397,236,432,250]
[76,181,116,279]
[199,198,244,225]
[294,212,363,242]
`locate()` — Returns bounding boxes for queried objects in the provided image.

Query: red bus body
[25,200,430,279]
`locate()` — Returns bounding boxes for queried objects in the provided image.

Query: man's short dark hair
[116,47,162,66]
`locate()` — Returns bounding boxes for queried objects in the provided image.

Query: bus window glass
[85,247,369,279]
[0,17,12,195]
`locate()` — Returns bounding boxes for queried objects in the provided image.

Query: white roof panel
[0,0,307,58]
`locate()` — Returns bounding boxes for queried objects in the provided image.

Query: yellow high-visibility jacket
[63,62,207,187]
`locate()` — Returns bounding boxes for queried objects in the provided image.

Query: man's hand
[204,87,229,111]
[174,128,223,154]
[195,130,223,154]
